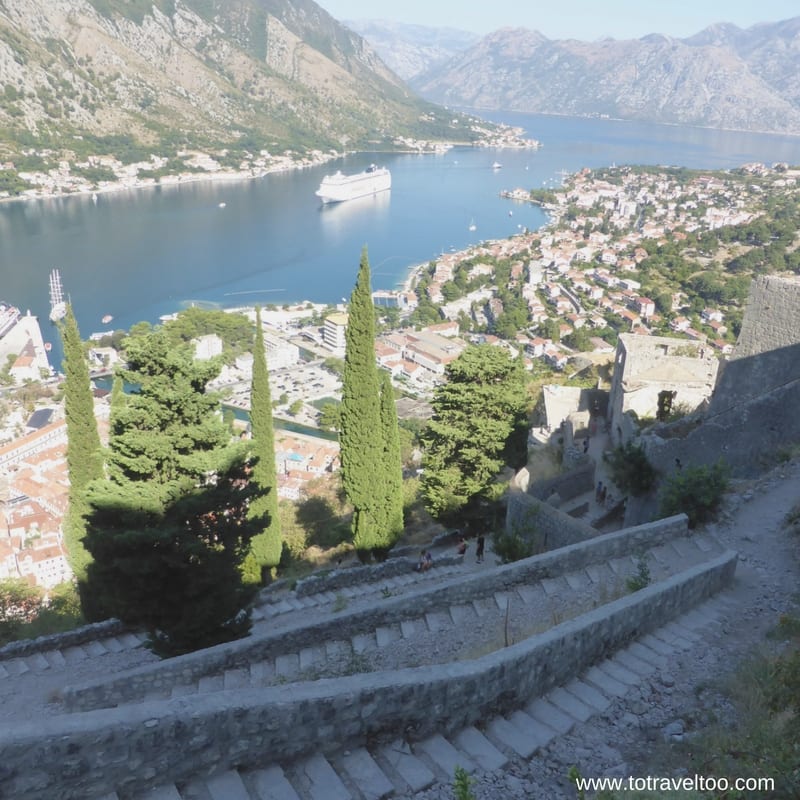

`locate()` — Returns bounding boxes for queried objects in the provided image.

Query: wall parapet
[2,550,736,800]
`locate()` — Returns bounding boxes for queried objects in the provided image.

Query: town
[0,159,797,595]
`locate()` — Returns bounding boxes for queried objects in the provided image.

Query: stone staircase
[0,516,738,800]
[0,630,150,681]
[62,530,725,710]
[127,590,738,800]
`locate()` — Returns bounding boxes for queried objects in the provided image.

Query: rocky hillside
[0,0,469,161]
[412,18,800,135]
[342,19,479,81]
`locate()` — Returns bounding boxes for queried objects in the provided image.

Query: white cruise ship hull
[315,166,391,204]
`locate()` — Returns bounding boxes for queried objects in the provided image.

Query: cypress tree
[60,304,103,581]
[339,247,385,555]
[242,307,282,584]
[82,331,259,652]
[377,369,404,551]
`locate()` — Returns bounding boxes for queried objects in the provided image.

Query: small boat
[492,161,502,170]
[508,210,513,216]
[44,342,52,352]
[91,192,98,203]
[468,219,476,232]
[101,314,113,325]
[218,202,226,208]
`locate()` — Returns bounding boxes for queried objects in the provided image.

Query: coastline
[0,141,492,208]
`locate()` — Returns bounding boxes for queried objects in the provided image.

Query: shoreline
[0,142,487,208]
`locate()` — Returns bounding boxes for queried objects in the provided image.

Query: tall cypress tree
[82,331,259,653]
[242,307,281,584]
[60,304,103,581]
[377,369,404,550]
[339,247,385,555]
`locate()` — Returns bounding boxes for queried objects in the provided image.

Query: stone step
[375,625,402,648]
[101,636,125,653]
[378,739,435,793]
[613,647,658,677]
[338,747,394,800]
[514,583,546,605]
[249,765,302,800]
[415,733,476,779]
[424,610,452,633]
[453,726,508,772]
[584,664,628,698]
[299,645,326,672]
[83,639,109,658]
[540,576,568,597]
[563,678,612,714]
[42,650,67,669]
[60,645,89,665]
[350,631,378,655]
[206,770,251,800]
[547,686,595,723]
[448,603,477,626]
[117,632,145,649]
[250,660,276,685]
[525,697,575,735]
[223,667,251,690]
[298,753,351,800]
[24,652,50,671]
[274,652,301,677]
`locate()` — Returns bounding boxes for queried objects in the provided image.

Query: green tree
[421,345,529,522]
[0,579,42,645]
[339,248,385,556]
[607,442,657,497]
[376,370,404,551]
[659,461,729,528]
[241,308,281,584]
[59,305,103,581]
[82,331,259,653]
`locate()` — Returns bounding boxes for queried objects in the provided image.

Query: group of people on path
[416,532,487,573]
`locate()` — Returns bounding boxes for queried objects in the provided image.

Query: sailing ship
[49,269,67,322]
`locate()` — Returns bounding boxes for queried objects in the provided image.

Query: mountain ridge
[0,0,477,163]
[349,16,800,135]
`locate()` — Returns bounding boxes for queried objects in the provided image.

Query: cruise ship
[315,164,391,204]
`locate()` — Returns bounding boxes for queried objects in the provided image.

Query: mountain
[411,19,800,135]
[0,0,474,162]
[341,19,479,80]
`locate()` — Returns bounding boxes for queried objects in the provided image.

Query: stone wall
[506,488,600,551]
[63,514,689,712]
[0,619,127,661]
[2,551,736,800]
[526,461,596,505]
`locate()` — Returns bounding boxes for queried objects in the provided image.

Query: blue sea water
[0,111,798,368]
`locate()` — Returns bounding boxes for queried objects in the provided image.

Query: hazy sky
[316,0,798,40]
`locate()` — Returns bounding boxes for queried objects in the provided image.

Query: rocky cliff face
[0,0,444,156]
[411,19,800,134]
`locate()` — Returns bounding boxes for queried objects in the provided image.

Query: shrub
[607,442,657,497]
[659,461,729,528]
[492,527,536,564]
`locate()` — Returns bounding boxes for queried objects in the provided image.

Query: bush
[492,527,536,564]
[607,442,657,497]
[659,461,729,528]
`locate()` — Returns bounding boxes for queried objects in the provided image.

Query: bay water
[0,112,798,369]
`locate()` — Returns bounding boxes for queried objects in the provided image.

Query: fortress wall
[506,488,600,550]
[526,461,596,504]
[3,552,736,800]
[64,514,689,712]
[731,275,800,360]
